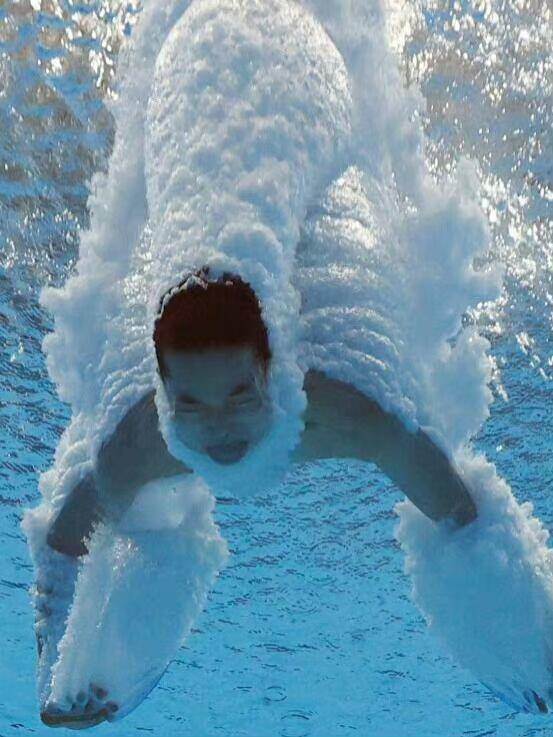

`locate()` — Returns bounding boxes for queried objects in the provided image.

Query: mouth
[206,441,249,465]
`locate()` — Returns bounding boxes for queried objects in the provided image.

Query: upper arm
[47,392,191,557]
[94,391,189,509]
[296,370,395,463]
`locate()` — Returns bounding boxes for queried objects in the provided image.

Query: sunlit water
[1,0,552,734]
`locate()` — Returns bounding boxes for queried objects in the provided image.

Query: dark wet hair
[153,270,271,377]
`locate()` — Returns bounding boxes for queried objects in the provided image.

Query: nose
[203,407,238,437]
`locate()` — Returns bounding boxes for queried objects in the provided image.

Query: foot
[41,684,119,729]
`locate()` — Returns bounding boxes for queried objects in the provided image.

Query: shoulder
[97,389,160,475]
[96,389,190,493]
[295,370,389,463]
[304,370,385,424]
[103,390,158,447]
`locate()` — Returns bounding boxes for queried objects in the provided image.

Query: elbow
[448,488,478,529]
[46,525,90,558]
[452,500,477,528]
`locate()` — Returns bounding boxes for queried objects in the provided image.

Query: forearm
[300,371,477,527]
[374,425,477,527]
[48,454,191,558]
[46,468,149,558]
[46,475,106,557]
[46,467,161,558]
[47,393,192,558]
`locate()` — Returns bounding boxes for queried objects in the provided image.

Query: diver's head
[153,272,272,465]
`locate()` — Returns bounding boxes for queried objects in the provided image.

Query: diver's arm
[93,390,190,517]
[295,370,477,527]
[46,474,105,557]
[47,391,190,557]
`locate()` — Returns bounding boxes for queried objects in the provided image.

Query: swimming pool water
[1,1,552,735]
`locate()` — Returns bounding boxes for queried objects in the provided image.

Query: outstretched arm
[295,371,477,527]
[47,391,190,557]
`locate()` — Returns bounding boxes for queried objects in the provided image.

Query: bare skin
[42,348,476,728]
[47,353,476,558]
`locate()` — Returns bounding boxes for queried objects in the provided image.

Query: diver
[30,0,495,725]
[40,271,477,728]
[48,272,477,558]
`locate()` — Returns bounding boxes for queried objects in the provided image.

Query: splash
[397,0,553,375]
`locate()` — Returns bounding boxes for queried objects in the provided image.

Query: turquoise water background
[1,1,552,735]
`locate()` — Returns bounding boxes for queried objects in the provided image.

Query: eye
[176,394,200,410]
[229,382,261,408]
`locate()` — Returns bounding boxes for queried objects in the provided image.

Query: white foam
[146,0,354,492]
[397,451,553,713]
[27,1,355,718]
[24,476,227,719]
[35,0,498,504]
[23,505,80,708]
[295,161,499,443]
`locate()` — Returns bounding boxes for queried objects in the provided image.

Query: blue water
[2,1,553,735]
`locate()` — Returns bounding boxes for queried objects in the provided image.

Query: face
[161,346,272,465]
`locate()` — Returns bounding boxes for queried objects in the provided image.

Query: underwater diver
[40,271,477,728]
[32,0,553,729]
